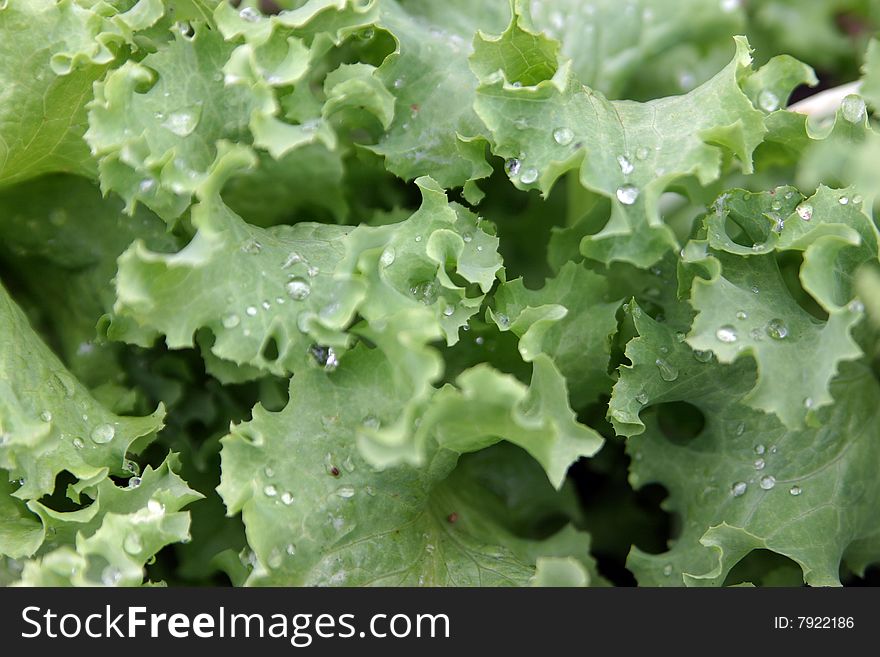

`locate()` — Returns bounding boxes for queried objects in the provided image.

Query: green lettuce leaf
[611,306,880,586]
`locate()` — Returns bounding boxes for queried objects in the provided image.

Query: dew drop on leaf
[90,423,115,444]
[715,325,738,343]
[759,475,776,490]
[765,318,788,340]
[654,358,679,382]
[693,349,714,363]
[731,481,747,497]
[616,184,639,205]
[285,278,311,301]
[617,154,634,175]
[504,158,521,176]
[336,486,355,499]
[796,203,813,221]
[102,565,122,586]
[241,239,262,255]
[789,485,802,496]
[553,127,573,145]
[123,534,142,555]
[239,6,261,21]
[162,107,201,137]
[757,89,779,112]
[520,167,539,184]
[841,95,866,123]
[222,313,240,328]
[380,247,396,267]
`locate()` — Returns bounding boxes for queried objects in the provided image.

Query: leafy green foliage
[2,0,880,588]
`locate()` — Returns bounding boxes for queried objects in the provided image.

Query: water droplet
[504,158,521,177]
[261,300,270,311]
[139,178,157,194]
[735,422,745,436]
[309,344,339,371]
[411,280,438,305]
[617,154,634,175]
[307,265,319,277]
[279,491,294,505]
[286,543,297,556]
[128,476,142,489]
[796,203,813,221]
[789,485,802,496]
[336,486,355,499]
[90,423,115,444]
[654,358,679,382]
[804,397,815,410]
[380,247,395,267]
[239,6,261,21]
[442,305,455,317]
[662,564,673,576]
[635,391,649,405]
[267,548,283,569]
[839,196,849,205]
[123,459,140,475]
[40,410,52,422]
[754,458,765,470]
[735,310,748,320]
[765,318,788,340]
[495,313,510,329]
[342,456,356,473]
[715,325,738,343]
[754,444,765,455]
[285,278,311,301]
[123,534,142,554]
[520,167,539,184]
[264,484,277,497]
[553,127,573,145]
[393,77,404,89]
[162,107,201,137]
[853,194,863,205]
[849,299,865,313]
[73,437,84,449]
[281,252,302,269]
[841,95,866,124]
[102,565,122,586]
[693,349,714,363]
[635,146,650,161]
[751,285,760,294]
[241,239,262,254]
[757,89,779,112]
[616,184,639,205]
[759,475,776,490]
[221,312,241,330]
[731,481,747,497]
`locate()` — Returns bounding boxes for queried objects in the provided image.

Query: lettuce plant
[1,0,880,588]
